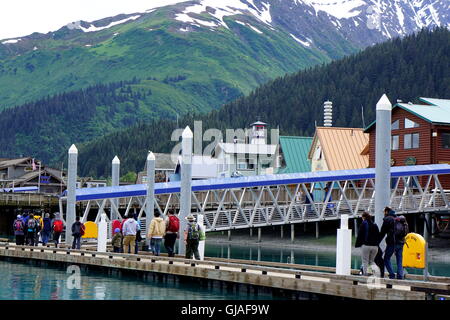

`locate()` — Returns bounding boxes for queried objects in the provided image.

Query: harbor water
[1,241,450,300]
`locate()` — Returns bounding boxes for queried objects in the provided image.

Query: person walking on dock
[71,216,85,250]
[355,212,381,277]
[134,213,142,254]
[122,214,139,254]
[13,215,25,246]
[111,228,123,253]
[26,215,38,246]
[51,213,65,248]
[148,211,165,256]
[184,214,201,260]
[41,213,52,246]
[164,209,180,257]
[379,207,409,279]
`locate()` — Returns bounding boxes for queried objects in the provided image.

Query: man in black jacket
[71,216,84,250]
[379,207,408,279]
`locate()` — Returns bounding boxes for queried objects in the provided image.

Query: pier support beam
[354,218,358,238]
[250,228,253,238]
[228,230,231,241]
[97,213,107,252]
[198,214,205,261]
[336,214,352,275]
[315,222,319,239]
[291,224,295,243]
[424,213,430,279]
[179,127,193,256]
[111,156,120,222]
[257,228,261,243]
[374,94,392,229]
[146,152,155,243]
[280,225,284,239]
[66,144,78,245]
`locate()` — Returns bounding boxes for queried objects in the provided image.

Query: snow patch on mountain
[75,15,141,32]
[175,0,273,29]
[2,39,21,44]
[295,0,365,19]
[290,33,311,46]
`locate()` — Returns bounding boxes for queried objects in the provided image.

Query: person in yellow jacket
[147,212,165,256]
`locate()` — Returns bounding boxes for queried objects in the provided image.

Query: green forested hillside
[75,28,450,178]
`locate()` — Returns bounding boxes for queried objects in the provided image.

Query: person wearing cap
[111,228,123,253]
[122,214,139,254]
[184,214,201,260]
[13,215,25,245]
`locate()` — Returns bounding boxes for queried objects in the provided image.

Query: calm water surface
[1,241,449,300]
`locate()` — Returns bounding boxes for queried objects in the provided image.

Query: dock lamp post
[374,94,392,229]
[146,151,155,248]
[111,156,120,222]
[179,126,193,256]
[66,144,78,245]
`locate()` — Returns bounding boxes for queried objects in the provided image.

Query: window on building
[405,118,420,129]
[443,133,450,149]
[391,120,400,130]
[391,135,399,150]
[404,133,419,149]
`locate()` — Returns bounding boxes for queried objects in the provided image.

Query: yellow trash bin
[82,221,98,239]
[402,233,426,269]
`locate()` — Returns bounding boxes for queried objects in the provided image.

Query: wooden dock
[0,242,449,300]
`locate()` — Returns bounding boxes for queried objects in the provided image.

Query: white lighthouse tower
[249,121,267,145]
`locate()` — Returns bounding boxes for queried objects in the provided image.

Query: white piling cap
[376,94,392,111]
[112,156,120,164]
[68,144,78,154]
[147,151,155,161]
[182,126,193,138]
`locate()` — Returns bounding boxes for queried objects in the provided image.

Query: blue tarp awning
[71,164,450,202]
[0,186,39,193]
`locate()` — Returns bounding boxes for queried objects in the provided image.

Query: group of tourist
[355,206,409,279]
[13,211,66,248]
[111,209,205,259]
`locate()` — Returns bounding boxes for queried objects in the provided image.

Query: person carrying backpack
[148,212,165,256]
[26,216,37,246]
[33,215,42,246]
[71,216,84,250]
[111,228,123,253]
[184,214,201,260]
[13,215,25,245]
[355,212,381,277]
[379,207,409,279]
[51,213,65,248]
[41,213,52,245]
[164,209,180,257]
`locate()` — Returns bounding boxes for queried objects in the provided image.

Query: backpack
[14,220,23,232]
[53,220,64,233]
[27,218,36,232]
[187,223,200,240]
[394,217,408,241]
[80,223,85,236]
[167,215,180,233]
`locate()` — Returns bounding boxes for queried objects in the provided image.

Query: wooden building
[364,97,450,188]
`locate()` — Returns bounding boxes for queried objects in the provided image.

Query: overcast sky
[0,0,188,40]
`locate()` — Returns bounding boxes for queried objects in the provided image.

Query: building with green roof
[277,136,313,174]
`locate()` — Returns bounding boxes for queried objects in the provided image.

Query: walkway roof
[70,164,450,202]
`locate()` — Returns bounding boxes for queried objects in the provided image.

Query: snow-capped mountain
[2,0,447,48]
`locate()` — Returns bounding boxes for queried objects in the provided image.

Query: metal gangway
[60,164,450,235]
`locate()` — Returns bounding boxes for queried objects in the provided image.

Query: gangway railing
[60,164,450,233]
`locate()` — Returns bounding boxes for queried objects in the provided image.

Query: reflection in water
[0,260,278,300]
[205,242,450,277]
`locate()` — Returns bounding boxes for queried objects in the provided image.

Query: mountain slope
[0,4,338,111]
[74,27,450,177]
